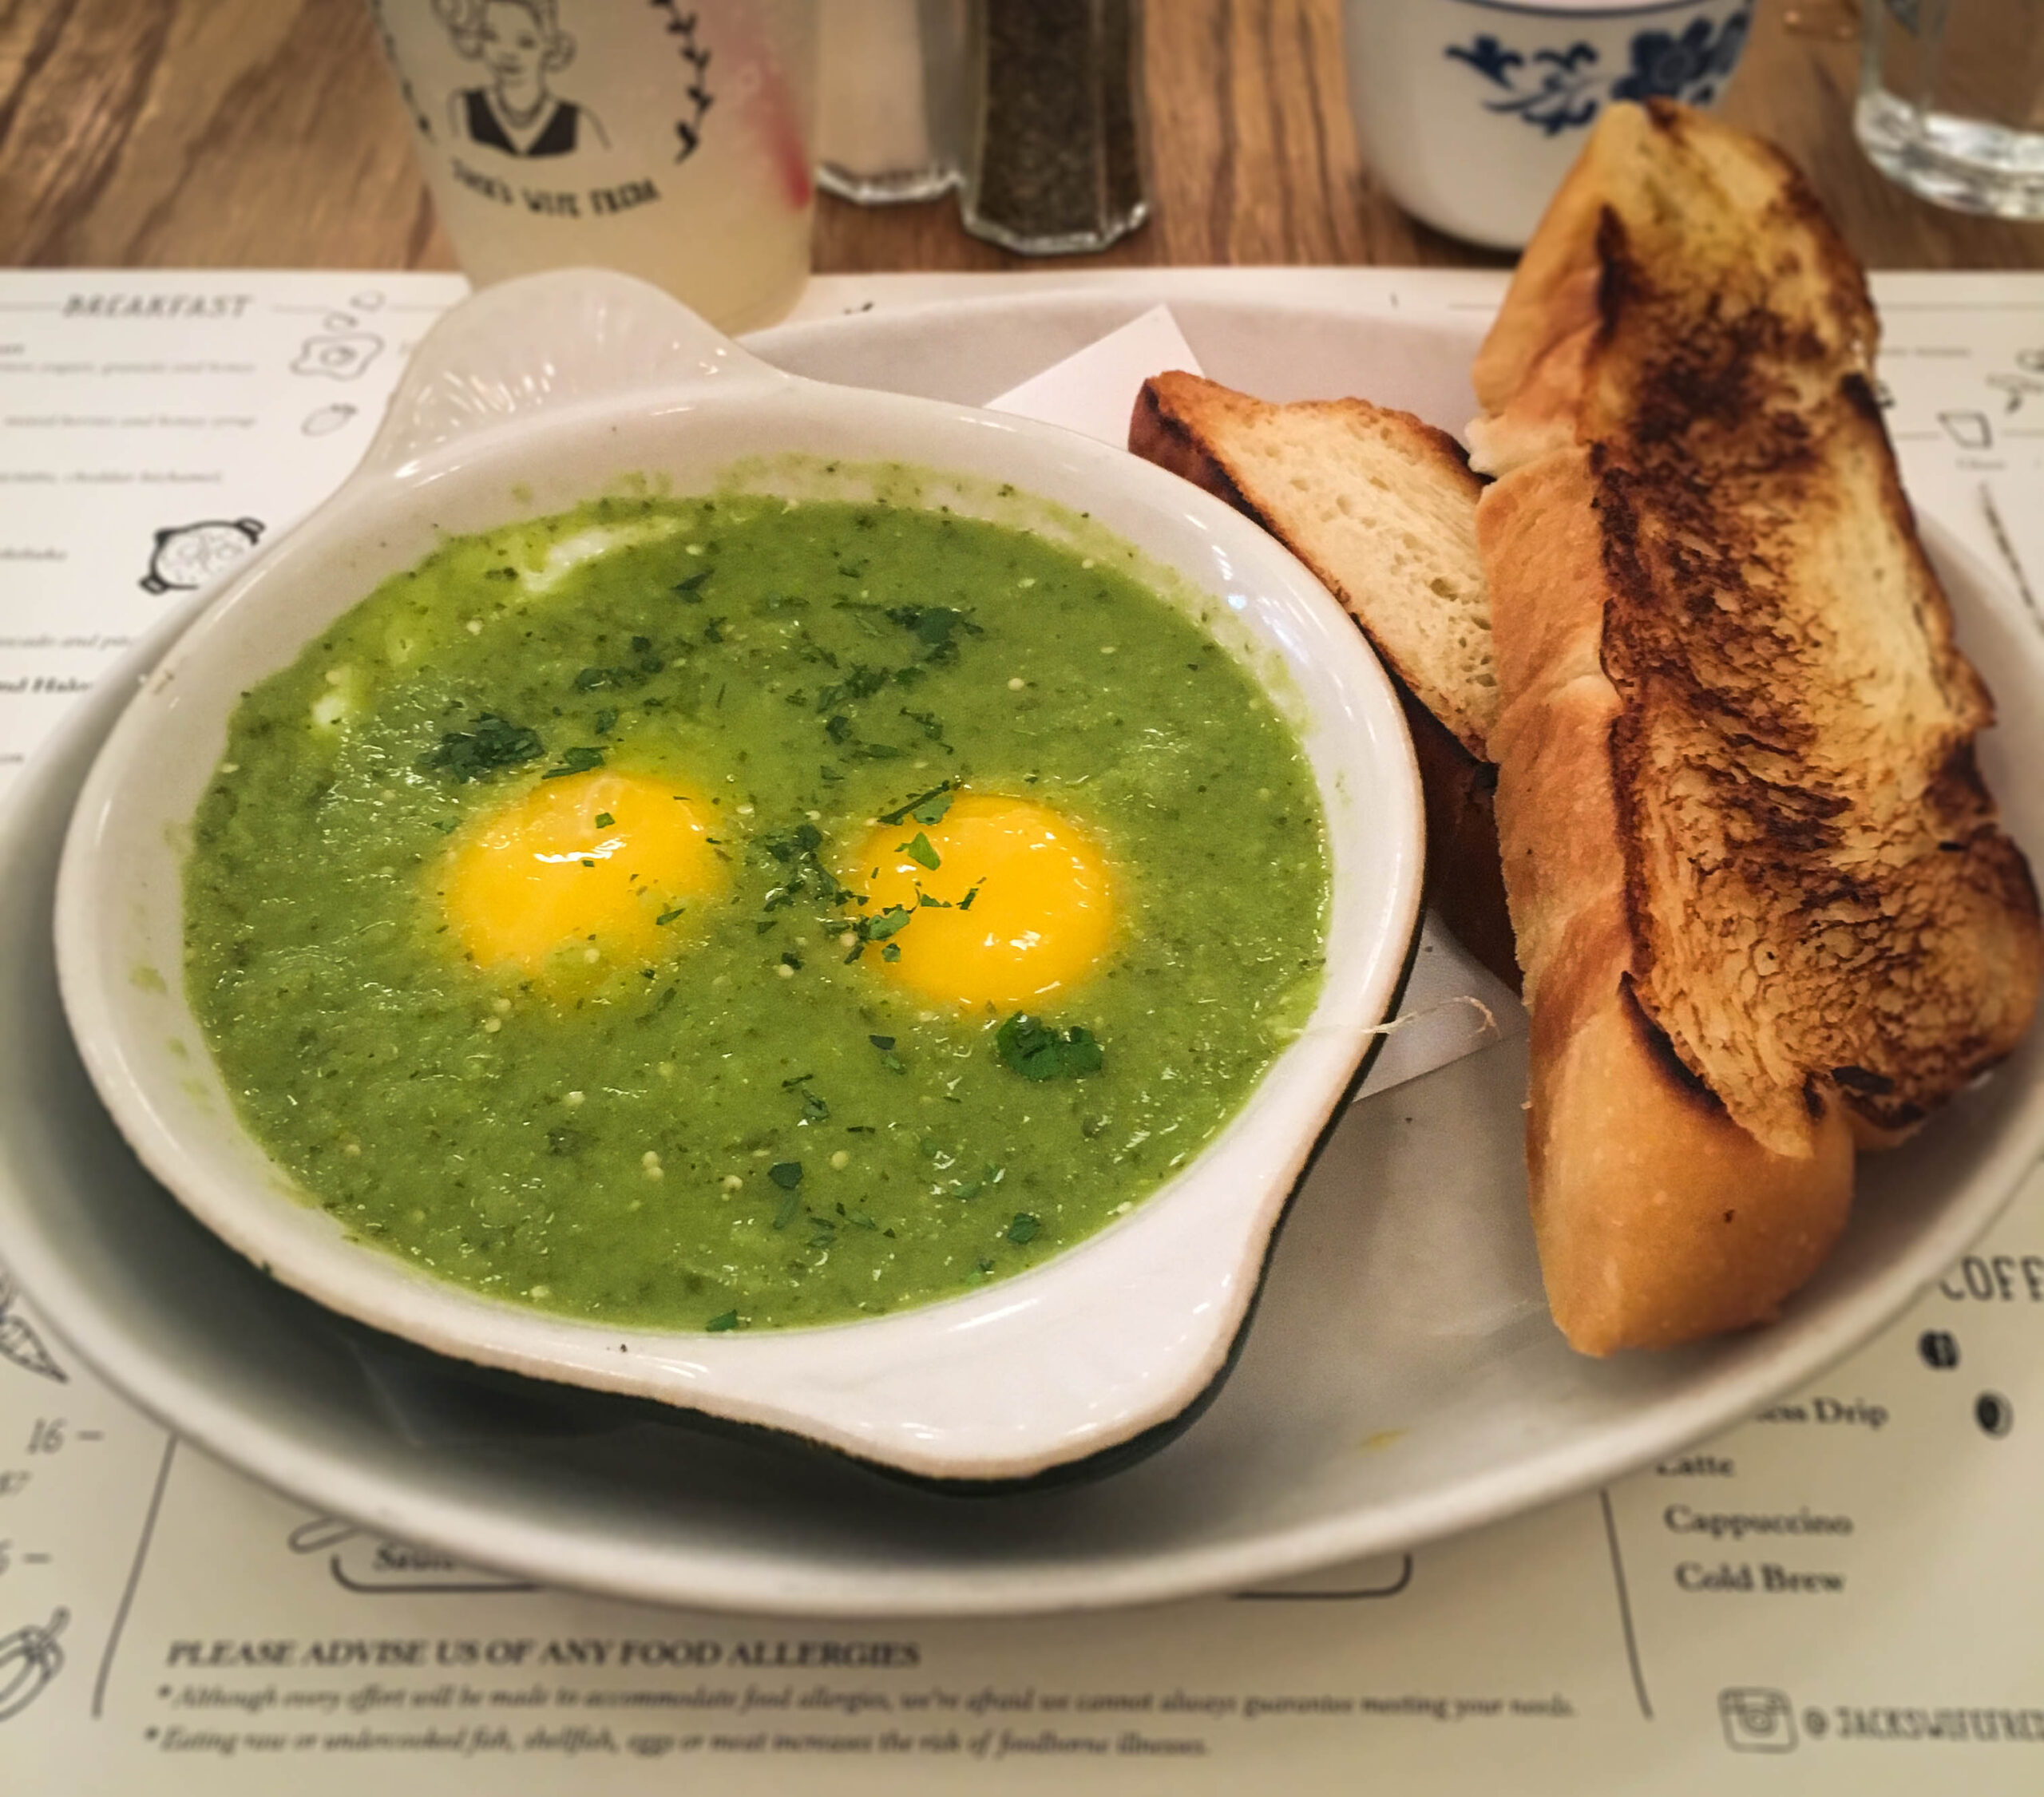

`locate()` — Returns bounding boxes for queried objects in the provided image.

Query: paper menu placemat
[6,1173,2041,1797]
[0,275,469,788]
[3,267,2040,790]
[1,267,2042,1795]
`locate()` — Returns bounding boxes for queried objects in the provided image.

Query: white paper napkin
[986,303,1203,441]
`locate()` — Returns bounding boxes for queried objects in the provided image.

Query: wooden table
[2,0,2039,275]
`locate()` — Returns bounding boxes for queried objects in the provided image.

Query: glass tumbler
[366,0,818,331]
[1856,0,2044,219]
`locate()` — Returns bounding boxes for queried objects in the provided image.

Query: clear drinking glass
[366,0,818,331]
[1856,0,2044,219]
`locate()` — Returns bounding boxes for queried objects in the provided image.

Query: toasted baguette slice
[1129,372,1519,985]
[1469,101,2042,1352]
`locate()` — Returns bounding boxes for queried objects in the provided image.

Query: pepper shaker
[959,0,1148,254]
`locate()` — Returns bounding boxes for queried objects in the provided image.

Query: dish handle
[357,267,792,478]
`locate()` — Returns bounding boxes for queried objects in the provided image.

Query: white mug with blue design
[1341,0,1754,250]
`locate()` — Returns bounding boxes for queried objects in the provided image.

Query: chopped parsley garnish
[1006,1212,1041,1245]
[543,745,604,779]
[781,950,804,972]
[572,643,664,694]
[815,665,890,710]
[881,942,901,961]
[843,903,914,964]
[769,1161,804,1190]
[593,707,617,736]
[802,1090,830,1123]
[421,712,541,782]
[868,1035,895,1051]
[594,812,614,828]
[901,831,941,870]
[764,821,824,862]
[702,616,725,643]
[886,604,980,659]
[672,568,712,598]
[901,707,948,744]
[996,1014,1105,1081]
[706,1308,739,1332]
[753,818,859,932]
[959,881,982,912]
[877,781,954,827]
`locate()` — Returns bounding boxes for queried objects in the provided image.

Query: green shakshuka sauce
[184,489,1329,1331]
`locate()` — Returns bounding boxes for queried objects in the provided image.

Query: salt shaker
[958,0,1148,254]
[814,0,964,204]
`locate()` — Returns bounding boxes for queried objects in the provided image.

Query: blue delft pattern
[1444,6,1753,137]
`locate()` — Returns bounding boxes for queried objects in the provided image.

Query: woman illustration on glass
[440,0,608,159]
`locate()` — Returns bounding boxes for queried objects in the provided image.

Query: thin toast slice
[1129,372,1518,984]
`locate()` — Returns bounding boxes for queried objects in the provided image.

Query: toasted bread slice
[1133,372,1495,750]
[1129,372,1519,985]
[1469,101,2042,1352]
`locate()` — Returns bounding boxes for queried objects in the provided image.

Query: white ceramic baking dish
[52,268,1423,1482]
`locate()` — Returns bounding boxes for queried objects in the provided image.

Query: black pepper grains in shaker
[961,0,1148,253]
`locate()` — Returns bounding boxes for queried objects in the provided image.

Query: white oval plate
[0,287,2039,1615]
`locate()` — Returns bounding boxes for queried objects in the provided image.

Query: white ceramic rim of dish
[50,268,1425,1484]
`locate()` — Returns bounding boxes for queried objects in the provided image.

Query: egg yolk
[846,794,1114,1008]
[438,770,724,982]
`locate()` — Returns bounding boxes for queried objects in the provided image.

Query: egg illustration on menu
[137,517,264,596]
